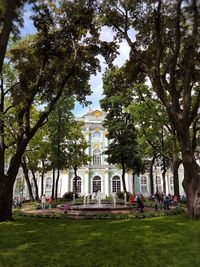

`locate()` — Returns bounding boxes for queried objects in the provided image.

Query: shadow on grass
[0,215,199,267]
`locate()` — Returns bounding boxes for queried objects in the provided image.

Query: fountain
[66,192,135,219]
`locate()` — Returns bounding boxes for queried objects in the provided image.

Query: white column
[84,168,89,195]
[104,168,109,196]
[60,171,69,196]
[84,128,90,156]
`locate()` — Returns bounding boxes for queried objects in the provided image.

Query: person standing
[41,194,46,210]
[137,194,144,213]
[48,197,52,209]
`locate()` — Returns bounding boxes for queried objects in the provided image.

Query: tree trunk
[171,128,181,200]
[162,156,167,195]
[178,128,200,218]
[162,170,166,195]
[132,172,135,194]
[55,169,60,200]
[40,160,45,197]
[30,169,39,201]
[181,150,200,218]
[21,157,34,201]
[51,168,55,199]
[121,161,127,193]
[149,153,157,195]
[172,157,181,201]
[0,175,14,221]
[74,166,78,195]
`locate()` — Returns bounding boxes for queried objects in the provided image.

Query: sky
[21,4,131,117]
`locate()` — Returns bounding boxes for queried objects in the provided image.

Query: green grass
[0,215,200,267]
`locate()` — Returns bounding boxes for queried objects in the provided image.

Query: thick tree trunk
[182,151,200,219]
[121,161,127,193]
[178,128,200,218]
[21,158,34,201]
[149,153,157,195]
[55,169,60,200]
[0,175,14,221]
[31,169,39,201]
[0,144,28,221]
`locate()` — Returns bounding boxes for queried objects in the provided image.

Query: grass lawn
[0,215,200,267]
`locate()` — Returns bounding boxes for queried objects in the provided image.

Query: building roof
[83,109,106,118]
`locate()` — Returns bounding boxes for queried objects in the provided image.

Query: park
[1,0,200,266]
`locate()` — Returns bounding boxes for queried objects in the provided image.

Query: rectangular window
[141,185,148,193]
[112,181,121,193]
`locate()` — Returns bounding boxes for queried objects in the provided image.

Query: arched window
[46,177,52,188]
[170,176,174,191]
[140,176,148,193]
[112,176,121,193]
[155,176,162,192]
[93,131,101,139]
[93,176,101,193]
[93,149,101,165]
[73,177,82,194]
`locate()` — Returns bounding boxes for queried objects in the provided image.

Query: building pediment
[83,109,106,121]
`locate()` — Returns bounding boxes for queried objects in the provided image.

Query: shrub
[116,191,125,199]
[63,192,78,201]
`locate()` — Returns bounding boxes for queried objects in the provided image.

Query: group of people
[128,192,180,213]
[153,192,178,211]
[41,195,70,213]
[41,195,53,209]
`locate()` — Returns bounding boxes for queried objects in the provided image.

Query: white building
[21,109,185,199]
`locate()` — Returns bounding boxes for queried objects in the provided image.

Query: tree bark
[0,175,14,221]
[179,130,200,218]
[51,168,55,199]
[132,172,135,194]
[55,169,60,200]
[149,153,157,195]
[30,169,39,201]
[162,156,167,195]
[74,166,78,195]
[182,153,200,218]
[172,156,181,200]
[21,157,34,201]
[121,161,127,193]
[40,160,45,197]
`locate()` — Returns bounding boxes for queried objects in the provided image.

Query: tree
[101,67,143,193]
[100,0,200,218]
[0,0,101,221]
[128,83,180,196]
[65,121,90,195]
[47,96,75,199]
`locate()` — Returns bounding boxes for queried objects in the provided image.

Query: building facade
[20,109,185,199]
